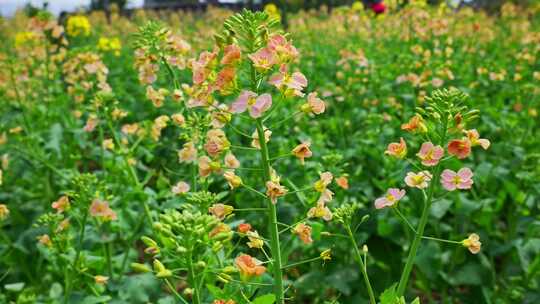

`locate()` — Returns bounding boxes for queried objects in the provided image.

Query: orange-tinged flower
[209,222,231,238]
[335,176,349,190]
[465,129,490,150]
[221,44,241,65]
[307,201,332,221]
[224,152,240,169]
[198,156,221,177]
[447,139,471,159]
[401,114,427,133]
[238,223,252,233]
[302,92,325,114]
[37,234,52,247]
[266,179,287,204]
[89,199,117,221]
[462,233,481,254]
[235,254,266,278]
[209,203,234,220]
[385,137,407,159]
[294,223,313,244]
[292,142,312,165]
[223,170,242,189]
[51,195,70,213]
[178,141,197,163]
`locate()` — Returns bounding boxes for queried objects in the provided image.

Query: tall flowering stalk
[376,88,488,299]
[135,10,336,303]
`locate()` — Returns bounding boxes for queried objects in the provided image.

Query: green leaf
[82,295,112,304]
[252,294,276,304]
[4,282,25,292]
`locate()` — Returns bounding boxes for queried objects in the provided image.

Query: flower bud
[131,263,152,273]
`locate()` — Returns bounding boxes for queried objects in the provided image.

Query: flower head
[248,47,277,71]
[462,233,481,254]
[178,141,197,163]
[221,44,241,65]
[223,170,242,189]
[269,66,307,97]
[292,142,312,165]
[266,179,287,204]
[465,129,490,150]
[335,176,349,190]
[441,168,474,191]
[209,203,234,220]
[235,254,266,278]
[89,199,117,221]
[37,234,52,247]
[301,92,326,114]
[374,188,406,209]
[51,195,70,213]
[231,91,272,119]
[447,139,471,159]
[404,171,433,189]
[238,223,252,233]
[294,223,313,244]
[172,181,190,195]
[246,231,264,249]
[385,137,407,159]
[307,201,333,221]
[417,142,444,166]
[401,114,427,133]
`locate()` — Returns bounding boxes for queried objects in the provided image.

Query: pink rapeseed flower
[441,168,474,191]
[231,91,272,118]
[417,142,444,166]
[374,188,406,209]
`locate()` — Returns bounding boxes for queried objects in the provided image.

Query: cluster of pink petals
[191,50,217,85]
[248,34,298,71]
[417,142,444,166]
[441,168,474,191]
[231,90,272,118]
[374,188,406,209]
[89,199,117,221]
[268,65,308,97]
[404,171,432,189]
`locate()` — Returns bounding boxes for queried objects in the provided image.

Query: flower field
[0,2,539,303]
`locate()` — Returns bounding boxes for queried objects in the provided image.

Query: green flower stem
[393,207,417,234]
[345,224,376,304]
[281,256,322,270]
[187,251,201,304]
[241,184,267,199]
[421,236,462,244]
[65,209,89,303]
[396,118,448,297]
[255,118,285,304]
[164,278,189,304]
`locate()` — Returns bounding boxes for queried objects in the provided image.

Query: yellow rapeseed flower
[66,15,91,37]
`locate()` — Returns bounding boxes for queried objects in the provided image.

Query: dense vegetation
[0,2,539,303]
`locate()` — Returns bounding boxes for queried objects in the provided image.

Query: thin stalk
[255,119,285,303]
[281,256,321,270]
[345,224,376,304]
[421,236,461,244]
[187,251,201,304]
[65,210,89,303]
[164,278,189,304]
[396,117,448,297]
